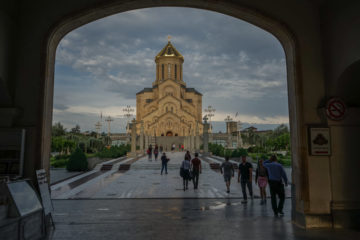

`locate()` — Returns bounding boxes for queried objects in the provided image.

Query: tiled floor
[49,199,360,240]
[51,152,291,199]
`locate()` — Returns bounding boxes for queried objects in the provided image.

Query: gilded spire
[155,39,184,60]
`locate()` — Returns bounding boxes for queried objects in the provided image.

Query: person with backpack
[180,155,191,191]
[220,156,234,193]
[191,153,202,189]
[161,152,169,175]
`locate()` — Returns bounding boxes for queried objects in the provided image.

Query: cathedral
[136,39,203,137]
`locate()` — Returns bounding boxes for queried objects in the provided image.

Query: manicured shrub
[66,148,88,171]
[95,145,130,159]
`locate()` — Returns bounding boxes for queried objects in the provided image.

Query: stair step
[209,163,220,169]
[100,164,113,171]
[118,164,131,170]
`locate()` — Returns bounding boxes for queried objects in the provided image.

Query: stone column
[145,134,149,152]
[190,129,195,152]
[203,120,209,155]
[227,132,232,149]
[130,119,137,157]
[195,121,200,152]
[140,121,144,152]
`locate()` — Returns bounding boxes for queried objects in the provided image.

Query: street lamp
[123,105,134,134]
[204,105,216,122]
[204,105,216,133]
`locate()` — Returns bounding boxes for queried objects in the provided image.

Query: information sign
[309,128,331,156]
[36,169,53,215]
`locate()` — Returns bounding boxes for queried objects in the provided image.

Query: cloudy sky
[53,7,288,133]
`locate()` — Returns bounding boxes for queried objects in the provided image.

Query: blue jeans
[161,163,167,174]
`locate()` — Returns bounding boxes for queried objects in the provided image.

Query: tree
[66,148,88,171]
[52,122,66,137]
[273,124,289,137]
[70,124,81,134]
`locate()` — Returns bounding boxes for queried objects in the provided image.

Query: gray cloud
[54,7,288,131]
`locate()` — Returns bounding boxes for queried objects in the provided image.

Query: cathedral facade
[136,40,203,136]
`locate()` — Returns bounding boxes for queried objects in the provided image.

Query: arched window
[168,63,171,78]
[175,64,177,80]
[162,64,164,80]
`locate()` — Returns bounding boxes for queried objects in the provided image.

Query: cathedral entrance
[166,131,173,136]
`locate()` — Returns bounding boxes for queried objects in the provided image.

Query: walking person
[154,145,159,161]
[238,155,253,204]
[185,151,191,162]
[255,158,268,205]
[147,144,152,161]
[264,155,288,217]
[161,152,169,175]
[220,156,234,193]
[180,155,191,191]
[191,153,201,189]
[159,145,163,153]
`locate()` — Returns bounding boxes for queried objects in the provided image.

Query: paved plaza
[51,152,291,199]
[49,199,359,240]
[48,153,360,240]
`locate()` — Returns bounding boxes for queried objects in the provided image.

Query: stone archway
[41,0,306,228]
[166,131,173,136]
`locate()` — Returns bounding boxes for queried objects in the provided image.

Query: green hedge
[66,148,88,171]
[95,145,130,159]
[50,155,69,168]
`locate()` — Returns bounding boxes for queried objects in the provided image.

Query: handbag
[188,170,193,180]
[180,167,184,177]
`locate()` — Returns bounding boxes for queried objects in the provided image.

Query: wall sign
[309,128,331,156]
[325,97,347,121]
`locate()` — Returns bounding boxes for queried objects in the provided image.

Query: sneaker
[226,190,230,193]
[279,211,284,216]
[274,212,279,217]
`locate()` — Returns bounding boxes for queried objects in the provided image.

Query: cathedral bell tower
[154,36,185,87]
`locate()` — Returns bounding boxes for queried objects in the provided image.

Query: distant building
[135,40,203,136]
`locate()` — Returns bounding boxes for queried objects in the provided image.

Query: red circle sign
[326,98,347,121]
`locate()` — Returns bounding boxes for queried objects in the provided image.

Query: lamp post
[123,105,134,134]
[204,105,216,132]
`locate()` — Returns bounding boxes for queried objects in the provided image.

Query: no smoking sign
[325,97,347,121]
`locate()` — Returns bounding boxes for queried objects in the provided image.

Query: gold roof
[155,41,184,60]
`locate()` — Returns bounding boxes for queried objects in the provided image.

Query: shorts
[223,174,232,182]
[258,176,268,188]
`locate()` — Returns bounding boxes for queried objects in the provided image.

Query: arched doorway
[166,131,173,136]
[41,0,304,228]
